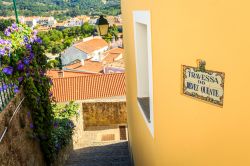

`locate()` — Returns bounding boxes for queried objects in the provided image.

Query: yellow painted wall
[121,0,250,166]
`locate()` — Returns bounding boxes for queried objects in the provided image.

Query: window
[133,11,154,136]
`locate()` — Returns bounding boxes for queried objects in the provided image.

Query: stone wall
[0,93,45,166]
[82,102,127,127]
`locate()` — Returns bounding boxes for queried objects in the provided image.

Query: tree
[0,0,121,17]
[64,37,73,48]
[103,25,119,42]
[47,59,59,69]
[81,22,95,36]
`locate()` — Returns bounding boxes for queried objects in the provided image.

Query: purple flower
[17,62,24,71]
[32,30,38,36]
[5,40,11,45]
[30,37,35,43]
[4,28,11,36]
[14,87,19,94]
[0,49,5,56]
[4,46,11,51]
[27,111,31,118]
[0,39,6,44]
[40,71,45,76]
[26,44,32,50]
[12,23,18,29]
[49,92,53,97]
[8,83,14,87]
[29,52,35,60]
[53,121,59,128]
[2,66,13,75]
[49,79,53,85]
[18,76,24,83]
[24,36,29,43]
[0,84,8,92]
[35,37,42,44]
[30,123,34,129]
[23,57,30,65]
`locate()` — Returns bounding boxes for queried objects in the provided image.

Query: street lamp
[12,0,19,23]
[96,15,109,36]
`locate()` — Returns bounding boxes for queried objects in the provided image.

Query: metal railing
[0,78,14,112]
[0,97,25,143]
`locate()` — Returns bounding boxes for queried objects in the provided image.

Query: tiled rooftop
[64,48,124,73]
[64,60,104,73]
[74,38,108,54]
[51,73,126,102]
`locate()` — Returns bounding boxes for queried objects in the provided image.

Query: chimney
[58,70,64,78]
[81,59,85,66]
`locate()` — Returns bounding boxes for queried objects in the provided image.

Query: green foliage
[0,23,75,165]
[0,19,14,32]
[37,23,95,55]
[53,101,80,119]
[56,55,62,70]
[47,59,59,69]
[22,44,55,165]
[49,101,80,160]
[0,0,121,18]
[103,25,119,42]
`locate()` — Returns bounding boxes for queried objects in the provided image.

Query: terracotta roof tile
[64,60,103,73]
[74,38,108,54]
[51,73,126,102]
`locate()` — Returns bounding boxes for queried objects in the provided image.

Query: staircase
[65,141,132,166]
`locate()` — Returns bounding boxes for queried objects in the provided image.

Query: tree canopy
[37,22,95,54]
[0,0,121,19]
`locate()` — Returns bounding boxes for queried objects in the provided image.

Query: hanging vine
[0,23,63,165]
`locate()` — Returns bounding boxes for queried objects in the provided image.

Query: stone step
[65,141,131,166]
[68,155,130,162]
[66,160,131,166]
[66,161,131,166]
[72,150,129,157]
[76,141,128,147]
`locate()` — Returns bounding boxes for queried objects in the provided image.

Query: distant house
[64,18,83,27]
[55,22,66,30]
[103,59,125,74]
[25,17,38,29]
[64,48,125,74]
[103,48,125,74]
[61,46,88,66]
[88,18,98,25]
[61,37,109,65]
[37,17,57,27]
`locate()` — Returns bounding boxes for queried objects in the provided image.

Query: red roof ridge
[51,73,126,102]
[52,73,124,80]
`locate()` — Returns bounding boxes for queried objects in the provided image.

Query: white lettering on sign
[182,65,225,106]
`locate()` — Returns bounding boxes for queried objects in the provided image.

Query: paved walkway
[65,127,132,166]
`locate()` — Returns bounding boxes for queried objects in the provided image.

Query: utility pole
[12,0,19,24]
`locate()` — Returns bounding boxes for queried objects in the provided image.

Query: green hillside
[0,0,121,19]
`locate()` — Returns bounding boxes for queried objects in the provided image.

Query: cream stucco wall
[122,0,250,166]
